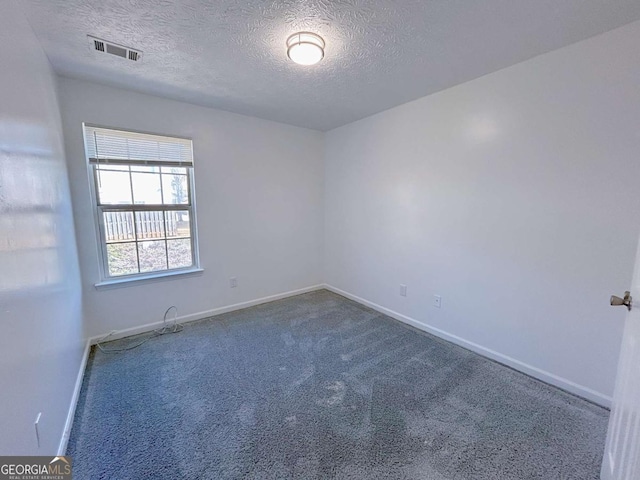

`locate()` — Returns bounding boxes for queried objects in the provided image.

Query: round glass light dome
[286,32,325,66]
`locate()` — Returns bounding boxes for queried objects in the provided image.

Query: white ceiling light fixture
[286,32,325,66]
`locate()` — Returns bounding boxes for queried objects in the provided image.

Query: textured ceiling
[22,0,640,131]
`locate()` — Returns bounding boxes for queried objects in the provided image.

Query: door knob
[610,291,632,311]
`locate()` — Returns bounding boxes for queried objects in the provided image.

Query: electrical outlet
[230,277,238,288]
[399,284,407,297]
[433,295,442,308]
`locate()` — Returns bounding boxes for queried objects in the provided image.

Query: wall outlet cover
[433,295,442,308]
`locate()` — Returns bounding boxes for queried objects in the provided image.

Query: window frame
[83,123,201,287]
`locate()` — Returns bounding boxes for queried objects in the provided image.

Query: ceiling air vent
[88,35,142,63]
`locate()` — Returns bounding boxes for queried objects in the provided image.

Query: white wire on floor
[96,306,184,354]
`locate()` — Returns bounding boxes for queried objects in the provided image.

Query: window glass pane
[97,170,132,205]
[97,164,130,172]
[131,172,162,204]
[135,211,165,240]
[165,211,190,238]
[161,166,187,175]
[106,242,138,276]
[130,165,160,173]
[138,240,168,272]
[161,173,189,204]
[103,211,135,243]
[167,239,192,269]
[131,165,160,173]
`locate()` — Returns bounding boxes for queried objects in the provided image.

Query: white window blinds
[84,125,193,167]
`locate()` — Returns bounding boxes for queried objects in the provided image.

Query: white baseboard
[88,284,324,345]
[58,338,91,456]
[323,284,612,408]
[60,281,609,454]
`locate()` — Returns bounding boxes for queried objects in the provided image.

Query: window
[84,125,199,283]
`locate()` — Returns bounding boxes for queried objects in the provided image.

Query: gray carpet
[68,290,608,479]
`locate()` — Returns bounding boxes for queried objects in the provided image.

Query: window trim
[83,123,201,286]
[94,267,204,290]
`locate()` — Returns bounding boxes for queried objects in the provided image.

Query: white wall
[0,1,84,454]
[324,20,640,404]
[58,78,324,338]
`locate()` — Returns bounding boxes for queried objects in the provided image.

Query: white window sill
[94,268,204,290]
